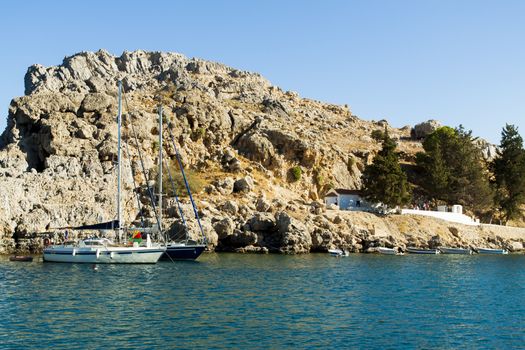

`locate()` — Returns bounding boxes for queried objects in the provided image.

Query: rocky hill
[0,49,523,254]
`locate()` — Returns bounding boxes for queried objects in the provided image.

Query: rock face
[411,119,441,139]
[274,212,312,253]
[0,50,522,254]
[475,138,499,161]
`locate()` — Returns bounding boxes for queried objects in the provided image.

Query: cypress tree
[490,124,525,222]
[361,129,411,209]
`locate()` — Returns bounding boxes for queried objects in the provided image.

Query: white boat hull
[439,247,473,255]
[476,248,508,255]
[328,249,349,257]
[406,247,440,254]
[378,247,402,255]
[43,246,165,264]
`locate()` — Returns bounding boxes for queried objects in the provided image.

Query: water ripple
[1,254,525,349]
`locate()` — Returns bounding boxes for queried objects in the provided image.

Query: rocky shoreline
[0,50,519,255]
[2,208,524,255]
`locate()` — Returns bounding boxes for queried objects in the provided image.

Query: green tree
[415,127,455,199]
[416,126,493,214]
[361,130,411,209]
[490,124,525,222]
[371,129,385,141]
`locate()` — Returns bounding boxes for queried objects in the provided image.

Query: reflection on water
[1,254,525,349]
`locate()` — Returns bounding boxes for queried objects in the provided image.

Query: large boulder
[221,148,242,172]
[235,131,280,168]
[201,218,218,247]
[213,217,236,239]
[507,241,524,252]
[274,211,312,254]
[310,227,335,251]
[411,120,441,139]
[229,230,258,247]
[247,212,276,232]
[220,200,238,215]
[255,196,272,212]
[214,177,235,195]
[233,176,254,193]
[80,93,113,113]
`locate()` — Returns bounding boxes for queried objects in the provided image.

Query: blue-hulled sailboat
[155,105,207,261]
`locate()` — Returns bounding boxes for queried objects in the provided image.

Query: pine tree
[452,126,493,211]
[490,124,525,222]
[416,126,493,214]
[361,130,411,209]
[415,126,455,201]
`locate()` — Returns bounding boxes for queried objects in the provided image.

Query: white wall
[400,209,478,226]
[339,194,367,210]
[325,193,369,211]
[325,197,337,207]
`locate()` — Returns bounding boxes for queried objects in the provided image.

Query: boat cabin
[79,238,114,247]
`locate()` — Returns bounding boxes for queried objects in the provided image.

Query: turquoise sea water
[1,253,524,349]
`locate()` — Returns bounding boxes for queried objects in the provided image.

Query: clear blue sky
[0,0,523,143]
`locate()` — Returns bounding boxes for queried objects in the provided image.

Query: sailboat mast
[117,80,123,242]
[158,105,163,234]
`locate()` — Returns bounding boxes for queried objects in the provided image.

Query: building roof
[324,188,362,197]
[334,188,362,195]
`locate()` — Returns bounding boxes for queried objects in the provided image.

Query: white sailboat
[43,81,166,264]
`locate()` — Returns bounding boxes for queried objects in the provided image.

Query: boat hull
[378,247,400,255]
[439,247,473,255]
[406,247,440,254]
[161,244,206,261]
[328,249,349,257]
[476,248,508,255]
[43,246,165,264]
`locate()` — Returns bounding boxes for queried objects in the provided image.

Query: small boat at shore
[377,247,404,255]
[328,249,349,257]
[476,248,508,255]
[439,247,473,255]
[406,247,440,255]
[9,255,33,262]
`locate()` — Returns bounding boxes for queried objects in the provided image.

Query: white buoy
[96,249,100,259]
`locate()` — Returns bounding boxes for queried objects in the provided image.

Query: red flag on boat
[129,231,142,243]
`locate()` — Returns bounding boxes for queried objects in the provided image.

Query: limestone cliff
[0,50,522,254]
